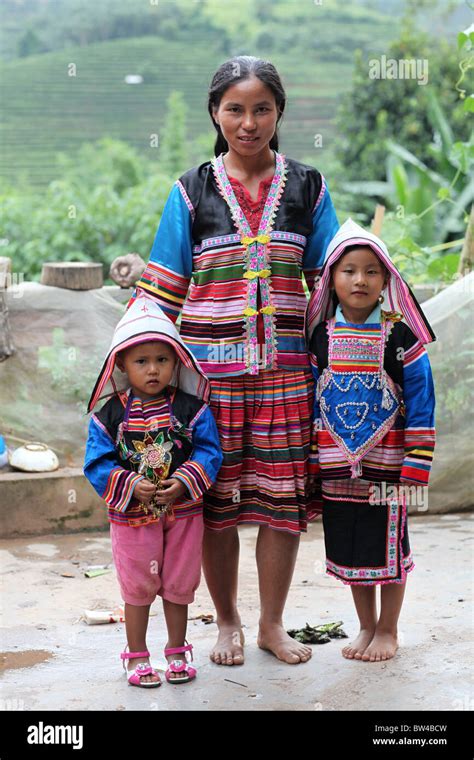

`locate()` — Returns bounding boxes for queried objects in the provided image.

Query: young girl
[127,55,340,666]
[83,296,223,687]
[307,219,436,662]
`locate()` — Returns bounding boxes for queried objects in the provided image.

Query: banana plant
[342,91,473,246]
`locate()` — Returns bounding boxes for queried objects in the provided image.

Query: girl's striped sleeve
[128,182,193,322]
[171,405,223,501]
[83,416,144,512]
[400,337,436,485]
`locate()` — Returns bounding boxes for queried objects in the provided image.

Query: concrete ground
[0,514,472,712]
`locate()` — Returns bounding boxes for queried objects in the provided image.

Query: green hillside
[0,37,357,187]
[0,0,468,189]
[0,0,402,189]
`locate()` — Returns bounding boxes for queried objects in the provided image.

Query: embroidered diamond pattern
[335,402,369,430]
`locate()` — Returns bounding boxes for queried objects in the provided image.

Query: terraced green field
[0,37,374,188]
[0,0,464,189]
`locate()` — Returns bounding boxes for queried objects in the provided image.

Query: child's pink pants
[110,514,204,606]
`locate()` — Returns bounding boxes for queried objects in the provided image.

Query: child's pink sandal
[120,647,162,688]
[164,642,197,684]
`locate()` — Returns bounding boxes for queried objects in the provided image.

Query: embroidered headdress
[306,218,435,344]
[87,295,210,412]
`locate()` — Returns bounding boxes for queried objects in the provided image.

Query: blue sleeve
[83,416,144,512]
[148,183,193,273]
[171,406,223,500]
[127,182,193,321]
[400,342,436,485]
[303,181,339,291]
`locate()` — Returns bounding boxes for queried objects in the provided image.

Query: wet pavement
[0,515,472,711]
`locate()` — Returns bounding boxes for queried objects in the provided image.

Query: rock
[109,254,146,288]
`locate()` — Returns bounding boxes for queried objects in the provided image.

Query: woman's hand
[154,478,188,505]
[134,479,157,504]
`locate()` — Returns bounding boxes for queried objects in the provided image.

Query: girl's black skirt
[322,493,414,585]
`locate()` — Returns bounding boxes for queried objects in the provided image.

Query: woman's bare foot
[361,630,398,662]
[127,656,161,684]
[258,623,312,664]
[210,622,245,665]
[342,628,375,660]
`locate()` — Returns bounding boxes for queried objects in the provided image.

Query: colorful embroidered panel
[317,318,400,471]
[129,153,340,378]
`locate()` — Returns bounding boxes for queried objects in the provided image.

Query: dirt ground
[0,514,472,712]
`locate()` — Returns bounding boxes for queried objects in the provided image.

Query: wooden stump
[41,262,103,290]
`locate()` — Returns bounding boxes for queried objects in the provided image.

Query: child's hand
[154,478,188,505]
[134,479,157,504]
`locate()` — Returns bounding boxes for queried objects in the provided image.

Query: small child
[84,295,223,687]
[307,219,436,663]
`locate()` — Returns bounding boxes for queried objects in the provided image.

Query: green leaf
[426,253,460,281]
[457,32,468,50]
[341,181,390,197]
[426,90,453,156]
[392,163,409,207]
[464,95,474,113]
[450,141,474,174]
[386,140,446,186]
[437,187,451,200]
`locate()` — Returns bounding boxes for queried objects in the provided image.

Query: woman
[129,55,339,665]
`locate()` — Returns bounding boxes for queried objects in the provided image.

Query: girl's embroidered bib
[317,315,400,477]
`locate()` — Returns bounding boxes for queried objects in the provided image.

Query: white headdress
[87,295,210,412]
[306,218,436,344]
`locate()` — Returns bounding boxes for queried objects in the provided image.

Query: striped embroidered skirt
[321,480,414,585]
[202,369,320,535]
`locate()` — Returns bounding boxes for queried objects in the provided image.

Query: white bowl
[9,442,59,472]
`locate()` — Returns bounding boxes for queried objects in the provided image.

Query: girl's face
[331,246,388,319]
[116,341,177,400]
[212,75,279,158]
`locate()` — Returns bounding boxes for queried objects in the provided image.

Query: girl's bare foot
[258,623,312,664]
[210,622,245,665]
[127,656,161,684]
[342,628,375,660]
[361,630,398,662]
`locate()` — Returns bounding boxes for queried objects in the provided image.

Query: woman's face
[212,75,279,157]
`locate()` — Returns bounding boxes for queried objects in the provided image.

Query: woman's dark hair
[208,55,286,156]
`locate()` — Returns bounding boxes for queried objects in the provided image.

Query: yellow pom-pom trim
[243,269,272,280]
[243,307,258,317]
[259,306,276,315]
[241,234,271,247]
